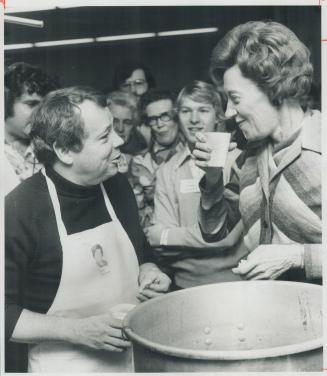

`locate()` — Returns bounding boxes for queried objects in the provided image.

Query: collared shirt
[4,142,42,194]
[152,145,244,288]
[129,137,185,229]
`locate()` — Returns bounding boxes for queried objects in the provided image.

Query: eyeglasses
[120,79,147,91]
[146,111,174,127]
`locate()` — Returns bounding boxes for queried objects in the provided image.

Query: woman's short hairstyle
[107,90,140,126]
[210,21,313,106]
[113,61,156,90]
[30,86,107,167]
[176,80,225,124]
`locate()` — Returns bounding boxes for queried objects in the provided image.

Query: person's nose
[115,120,124,133]
[225,100,237,118]
[130,83,137,95]
[190,110,199,124]
[156,118,166,128]
[112,130,124,148]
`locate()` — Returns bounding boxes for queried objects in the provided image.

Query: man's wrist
[139,262,160,273]
[160,229,170,246]
[291,245,305,269]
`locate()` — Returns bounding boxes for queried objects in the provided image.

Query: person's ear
[53,142,74,165]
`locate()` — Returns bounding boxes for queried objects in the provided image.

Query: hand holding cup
[192,132,236,185]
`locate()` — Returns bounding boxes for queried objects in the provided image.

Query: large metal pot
[124,281,322,372]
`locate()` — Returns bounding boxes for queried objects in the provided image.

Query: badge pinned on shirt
[180,179,200,193]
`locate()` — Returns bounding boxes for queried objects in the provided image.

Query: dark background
[5,6,321,93]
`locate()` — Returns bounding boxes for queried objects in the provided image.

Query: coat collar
[269,110,321,182]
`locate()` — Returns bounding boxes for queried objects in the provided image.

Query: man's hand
[232,244,304,280]
[138,263,171,302]
[68,312,131,352]
[144,224,165,246]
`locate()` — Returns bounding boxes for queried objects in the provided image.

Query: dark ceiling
[5,6,321,44]
[4,6,321,94]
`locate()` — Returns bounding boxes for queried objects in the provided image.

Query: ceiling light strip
[4,15,44,28]
[157,27,218,37]
[5,28,218,50]
[4,43,34,50]
[34,38,95,47]
[96,33,156,42]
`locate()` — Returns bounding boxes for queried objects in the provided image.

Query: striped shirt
[199,110,321,280]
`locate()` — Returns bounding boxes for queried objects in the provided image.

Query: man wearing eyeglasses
[113,61,155,99]
[113,62,157,146]
[119,70,148,97]
[130,90,185,230]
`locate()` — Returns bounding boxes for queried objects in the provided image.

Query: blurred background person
[130,89,185,229]
[194,21,321,283]
[113,61,155,99]
[146,81,245,289]
[107,91,147,169]
[113,61,156,145]
[4,62,59,194]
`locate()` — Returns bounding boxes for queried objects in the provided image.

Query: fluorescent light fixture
[34,38,94,47]
[4,43,34,50]
[157,27,218,37]
[5,0,91,13]
[4,28,217,51]
[96,33,156,42]
[4,15,44,28]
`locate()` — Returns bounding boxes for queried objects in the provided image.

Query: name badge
[180,179,200,193]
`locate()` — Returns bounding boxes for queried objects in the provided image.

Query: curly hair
[5,62,60,119]
[30,87,107,167]
[107,90,140,126]
[176,80,225,126]
[210,21,313,106]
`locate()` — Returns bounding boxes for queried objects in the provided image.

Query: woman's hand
[192,132,237,186]
[138,263,171,302]
[68,313,131,352]
[232,244,304,280]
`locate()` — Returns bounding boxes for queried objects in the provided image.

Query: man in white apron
[5,87,171,373]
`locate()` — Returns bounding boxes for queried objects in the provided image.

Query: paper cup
[205,132,231,167]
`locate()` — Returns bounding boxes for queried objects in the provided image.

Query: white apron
[28,170,139,372]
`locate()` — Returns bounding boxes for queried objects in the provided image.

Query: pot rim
[124,281,322,361]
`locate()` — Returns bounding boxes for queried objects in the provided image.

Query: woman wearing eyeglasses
[145,81,245,290]
[130,89,185,230]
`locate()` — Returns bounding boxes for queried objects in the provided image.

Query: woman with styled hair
[193,21,321,282]
[145,80,244,290]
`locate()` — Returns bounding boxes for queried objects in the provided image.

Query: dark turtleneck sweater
[5,167,152,372]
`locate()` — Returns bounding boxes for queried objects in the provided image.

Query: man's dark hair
[140,89,176,117]
[5,62,60,119]
[30,86,107,167]
[113,61,156,90]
